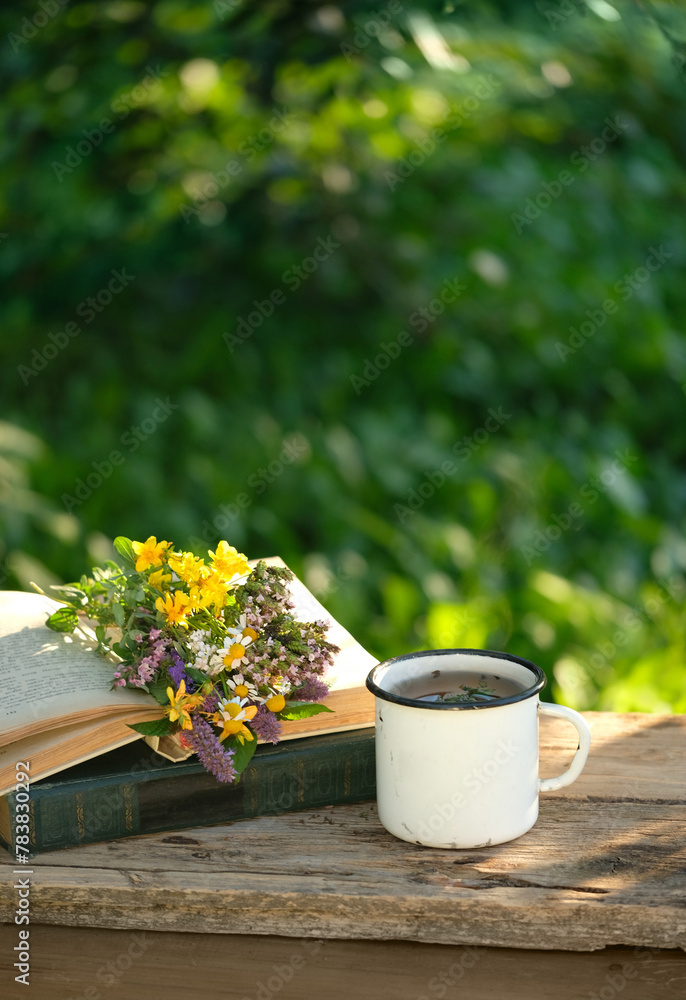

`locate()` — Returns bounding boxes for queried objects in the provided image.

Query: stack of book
[0,565,377,855]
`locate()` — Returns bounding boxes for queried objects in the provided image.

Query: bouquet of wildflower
[44,536,339,784]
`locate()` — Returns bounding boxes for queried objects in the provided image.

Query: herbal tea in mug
[366,649,591,849]
[398,669,525,705]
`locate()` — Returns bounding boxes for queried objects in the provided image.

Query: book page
[0,716,148,796]
[261,557,379,690]
[0,591,156,742]
[0,566,377,782]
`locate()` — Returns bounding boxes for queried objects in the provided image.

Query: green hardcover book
[0,728,376,856]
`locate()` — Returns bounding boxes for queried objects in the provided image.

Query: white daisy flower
[226,673,259,699]
[222,638,253,669]
[258,677,293,704]
[226,613,260,644]
[213,696,258,744]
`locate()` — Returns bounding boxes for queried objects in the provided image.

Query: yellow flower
[264,694,285,713]
[132,536,170,572]
[212,698,258,744]
[165,680,202,731]
[168,551,207,587]
[148,568,172,590]
[191,571,232,615]
[155,591,194,626]
[208,541,250,583]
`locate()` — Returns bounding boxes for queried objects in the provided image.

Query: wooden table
[1,712,685,999]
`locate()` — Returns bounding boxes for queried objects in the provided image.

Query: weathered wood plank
[540,713,686,800]
[1,925,685,1000]
[0,799,684,950]
[1,713,685,953]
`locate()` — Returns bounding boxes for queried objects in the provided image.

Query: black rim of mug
[366,648,547,710]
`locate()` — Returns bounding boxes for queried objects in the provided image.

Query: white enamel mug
[366,648,591,849]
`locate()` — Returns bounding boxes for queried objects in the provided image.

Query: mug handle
[538,702,591,792]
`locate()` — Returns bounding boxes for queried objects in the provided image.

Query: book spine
[1,779,141,856]
[0,734,376,855]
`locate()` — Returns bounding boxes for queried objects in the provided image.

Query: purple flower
[183,716,237,783]
[251,706,282,744]
[201,689,220,713]
[168,650,195,691]
[295,676,329,702]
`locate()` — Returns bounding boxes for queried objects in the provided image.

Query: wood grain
[1,712,685,956]
[539,711,686,800]
[1,925,685,1000]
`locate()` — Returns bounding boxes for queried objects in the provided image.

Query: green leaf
[45,607,79,633]
[185,666,209,686]
[50,584,87,604]
[223,733,258,776]
[147,677,171,706]
[112,602,125,627]
[111,635,136,660]
[128,718,177,737]
[278,702,334,721]
[113,536,136,567]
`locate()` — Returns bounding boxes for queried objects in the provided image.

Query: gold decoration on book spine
[124,786,134,832]
[75,793,85,839]
[297,760,305,803]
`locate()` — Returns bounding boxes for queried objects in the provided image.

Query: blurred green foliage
[1,0,685,711]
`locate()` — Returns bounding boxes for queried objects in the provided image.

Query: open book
[0,561,377,796]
